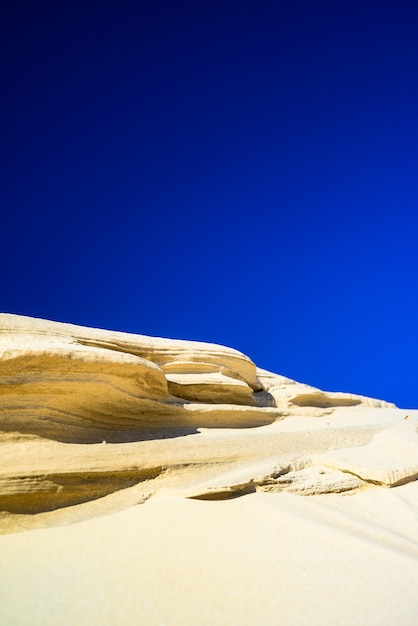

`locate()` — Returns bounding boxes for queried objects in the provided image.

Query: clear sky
[2,1,418,407]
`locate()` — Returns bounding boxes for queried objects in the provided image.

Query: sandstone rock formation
[0,313,392,442]
[1,313,416,529]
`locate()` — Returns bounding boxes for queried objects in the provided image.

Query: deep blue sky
[2,1,418,407]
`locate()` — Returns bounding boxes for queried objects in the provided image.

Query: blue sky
[2,1,418,407]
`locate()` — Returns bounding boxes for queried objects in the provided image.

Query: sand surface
[1,315,417,625]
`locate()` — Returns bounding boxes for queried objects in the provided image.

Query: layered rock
[0,313,406,523]
[0,314,393,443]
[0,314,276,442]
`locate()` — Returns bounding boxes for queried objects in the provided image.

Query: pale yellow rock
[257,367,395,409]
[0,314,276,443]
[0,312,261,388]
[165,371,256,404]
[1,314,417,626]
[0,313,408,517]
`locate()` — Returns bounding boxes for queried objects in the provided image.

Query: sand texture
[0,314,417,625]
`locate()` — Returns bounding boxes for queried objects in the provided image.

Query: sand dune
[0,314,417,625]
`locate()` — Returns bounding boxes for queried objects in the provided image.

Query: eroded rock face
[255,368,395,410]
[0,314,405,522]
[0,314,274,442]
[0,314,395,444]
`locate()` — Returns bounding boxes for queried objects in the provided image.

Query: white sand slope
[0,314,417,625]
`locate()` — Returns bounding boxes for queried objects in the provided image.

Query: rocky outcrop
[256,368,394,409]
[0,314,404,523]
[0,314,394,444]
[0,314,277,443]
